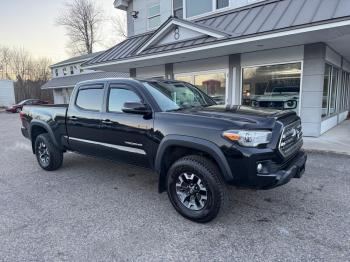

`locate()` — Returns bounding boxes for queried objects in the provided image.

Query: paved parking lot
[0,112,349,262]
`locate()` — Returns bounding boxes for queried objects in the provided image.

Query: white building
[42,52,129,104]
[0,80,15,107]
[81,0,350,137]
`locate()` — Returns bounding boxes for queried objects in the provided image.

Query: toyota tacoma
[20,78,307,223]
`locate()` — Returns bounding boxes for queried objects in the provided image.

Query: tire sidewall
[35,135,54,170]
[167,158,222,222]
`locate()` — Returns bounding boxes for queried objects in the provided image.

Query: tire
[16,108,21,113]
[166,155,226,223]
[35,133,63,171]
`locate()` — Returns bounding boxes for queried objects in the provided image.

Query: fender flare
[155,135,234,192]
[29,120,62,153]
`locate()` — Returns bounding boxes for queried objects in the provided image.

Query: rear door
[98,82,155,168]
[66,83,105,157]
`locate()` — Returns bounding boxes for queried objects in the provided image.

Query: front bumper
[258,151,307,189]
[226,150,307,189]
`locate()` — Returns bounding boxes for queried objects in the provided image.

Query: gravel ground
[0,112,349,262]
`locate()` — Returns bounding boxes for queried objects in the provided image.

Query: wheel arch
[155,135,233,193]
[29,120,61,153]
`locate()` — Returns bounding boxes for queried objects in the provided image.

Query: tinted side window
[76,88,103,111]
[108,88,141,113]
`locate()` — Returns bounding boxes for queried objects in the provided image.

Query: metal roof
[86,34,151,65]
[41,71,129,90]
[195,0,350,36]
[83,0,350,67]
[50,51,104,68]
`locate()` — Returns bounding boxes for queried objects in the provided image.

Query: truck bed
[21,104,69,144]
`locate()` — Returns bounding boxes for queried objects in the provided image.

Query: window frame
[174,69,229,105]
[240,61,304,116]
[322,63,342,119]
[106,84,143,114]
[147,3,161,30]
[178,0,231,19]
[74,84,104,112]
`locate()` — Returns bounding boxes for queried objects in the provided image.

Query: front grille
[259,101,284,109]
[279,120,303,158]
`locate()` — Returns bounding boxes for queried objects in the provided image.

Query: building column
[228,54,241,105]
[165,63,174,80]
[130,68,136,78]
[301,43,326,137]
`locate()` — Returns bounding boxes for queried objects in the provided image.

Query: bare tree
[11,47,32,81]
[30,57,52,82]
[0,46,12,79]
[57,0,103,55]
[111,14,127,40]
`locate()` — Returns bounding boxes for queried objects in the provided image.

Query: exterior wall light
[131,11,139,19]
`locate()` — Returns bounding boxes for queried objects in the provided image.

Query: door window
[75,87,103,111]
[108,87,141,113]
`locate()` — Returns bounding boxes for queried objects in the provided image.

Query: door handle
[70,116,78,121]
[102,119,112,125]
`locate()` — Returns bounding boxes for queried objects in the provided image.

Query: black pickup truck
[20,78,306,222]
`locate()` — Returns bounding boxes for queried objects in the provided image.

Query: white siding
[174,56,229,74]
[0,80,15,107]
[127,0,172,36]
[52,63,95,78]
[136,65,165,78]
[126,0,266,36]
[325,47,342,67]
[343,59,350,72]
[241,46,304,67]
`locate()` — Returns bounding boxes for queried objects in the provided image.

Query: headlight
[223,130,272,147]
[284,100,297,109]
[251,100,259,107]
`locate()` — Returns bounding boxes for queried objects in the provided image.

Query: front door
[98,82,155,168]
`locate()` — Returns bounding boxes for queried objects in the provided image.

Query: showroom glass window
[322,64,342,118]
[175,71,227,104]
[242,63,302,113]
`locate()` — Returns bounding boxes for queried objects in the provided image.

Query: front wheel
[166,155,226,223]
[35,133,63,171]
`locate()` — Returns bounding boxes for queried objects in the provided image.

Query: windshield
[143,81,216,111]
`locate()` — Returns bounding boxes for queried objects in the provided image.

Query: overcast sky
[0,0,123,62]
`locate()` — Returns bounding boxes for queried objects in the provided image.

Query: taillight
[19,111,26,120]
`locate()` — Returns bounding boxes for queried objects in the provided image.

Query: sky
[0,0,124,63]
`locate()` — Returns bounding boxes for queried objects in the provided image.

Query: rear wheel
[35,134,63,171]
[166,155,225,223]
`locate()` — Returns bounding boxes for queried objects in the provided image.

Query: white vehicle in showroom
[250,86,299,113]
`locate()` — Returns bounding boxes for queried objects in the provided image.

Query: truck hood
[168,105,297,129]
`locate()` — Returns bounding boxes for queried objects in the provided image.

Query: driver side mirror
[122,102,152,115]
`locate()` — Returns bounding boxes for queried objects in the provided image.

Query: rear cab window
[75,85,104,111]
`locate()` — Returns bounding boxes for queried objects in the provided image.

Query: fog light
[257,163,263,173]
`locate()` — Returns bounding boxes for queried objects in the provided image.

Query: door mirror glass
[122,102,151,115]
